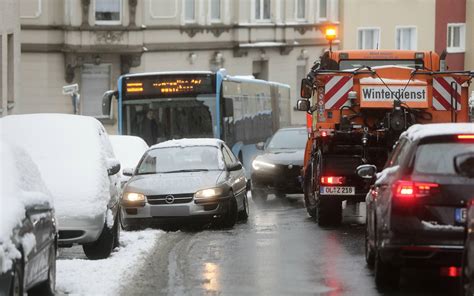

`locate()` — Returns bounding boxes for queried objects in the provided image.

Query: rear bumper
[379,244,463,268]
[57,213,106,246]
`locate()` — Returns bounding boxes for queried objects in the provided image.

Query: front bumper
[57,213,106,246]
[251,166,303,194]
[121,196,230,225]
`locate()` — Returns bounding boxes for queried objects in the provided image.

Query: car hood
[125,170,226,195]
[255,149,305,166]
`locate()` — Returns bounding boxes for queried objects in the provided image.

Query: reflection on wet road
[120,195,459,296]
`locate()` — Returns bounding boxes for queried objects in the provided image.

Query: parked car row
[355,123,474,292]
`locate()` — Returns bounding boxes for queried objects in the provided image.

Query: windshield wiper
[161,169,210,173]
[136,172,156,175]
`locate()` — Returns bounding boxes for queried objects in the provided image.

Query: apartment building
[340,0,469,71]
[0,0,20,116]
[19,0,340,130]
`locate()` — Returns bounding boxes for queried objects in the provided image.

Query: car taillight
[458,134,474,140]
[392,180,439,199]
[440,267,461,277]
[321,176,345,185]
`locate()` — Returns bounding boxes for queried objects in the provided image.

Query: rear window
[414,143,474,174]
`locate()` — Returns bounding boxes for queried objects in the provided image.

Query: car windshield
[414,142,474,175]
[136,146,223,174]
[266,128,308,150]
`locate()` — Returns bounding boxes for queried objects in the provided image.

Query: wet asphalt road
[120,195,460,296]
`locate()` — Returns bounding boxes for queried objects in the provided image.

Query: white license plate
[455,208,467,224]
[320,186,355,195]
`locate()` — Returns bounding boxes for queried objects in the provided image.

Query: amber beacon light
[325,27,337,51]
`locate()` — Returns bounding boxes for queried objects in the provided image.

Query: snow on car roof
[401,123,474,141]
[151,138,224,149]
[0,140,52,272]
[110,135,149,171]
[1,114,113,219]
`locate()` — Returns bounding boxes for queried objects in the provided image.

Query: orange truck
[297,49,473,226]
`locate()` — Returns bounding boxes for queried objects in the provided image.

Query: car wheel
[83,221,115,260]
[220,196,238,229]
[30,243,56,295]
[251,189,267,204]
[10,260,23,296]
[365,218,375,268]
[462,239,472,296]
[238,192,249,222]
[374,251,399,291]
[275,192,285,199]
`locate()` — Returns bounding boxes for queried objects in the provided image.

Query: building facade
[340,0,469,71]
[0,0,20,116]
[19,0,340,131]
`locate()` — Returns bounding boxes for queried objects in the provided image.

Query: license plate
[320,186,355,195]
[455,208,467,224]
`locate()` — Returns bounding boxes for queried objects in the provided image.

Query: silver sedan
[121,138,249,229]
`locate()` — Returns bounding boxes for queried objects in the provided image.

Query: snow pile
[152,138,223,149]
[0,140,52,272]
[56,229,162,295]
[1,114,112,219]
[401,123,474,141]
[109,135,148,173]
[421,221,464,231]
[375,165,399,185]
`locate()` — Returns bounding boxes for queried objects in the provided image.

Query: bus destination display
[124,75,214,98]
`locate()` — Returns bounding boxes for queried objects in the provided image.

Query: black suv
[357,123,474,290]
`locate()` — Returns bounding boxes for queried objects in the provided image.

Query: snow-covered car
[121,138,249,229]
[109,135,149,187]
[0,141,57,295]
[1,114,122,260]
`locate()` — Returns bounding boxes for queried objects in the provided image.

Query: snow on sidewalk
[56,229,162,295]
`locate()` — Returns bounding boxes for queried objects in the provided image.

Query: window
[185,0,195,22]
[255,0,271,21]
[7,34,14,105]
[95,0,121,24]
[358,28,380,50]
[396,27,417,50]
[296,0,305,20]
[317,0,327,20]
[210,0,221,21]
[447,23,466,53]
[81,64,111,118]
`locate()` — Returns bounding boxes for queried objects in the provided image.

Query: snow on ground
[56,229,163,295]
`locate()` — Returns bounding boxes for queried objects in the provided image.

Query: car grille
[146,193,194,205]
[275,164,301,177]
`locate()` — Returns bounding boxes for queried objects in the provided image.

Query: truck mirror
[224,97,234,117]
[356,164,377,179]
[300,78,313,99]
[296,99,310,112]
[102,90,117,117]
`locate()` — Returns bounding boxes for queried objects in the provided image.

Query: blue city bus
[102,69,291,172]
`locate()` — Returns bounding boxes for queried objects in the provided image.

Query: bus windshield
[339,59,423,70]
[120,73,217,146]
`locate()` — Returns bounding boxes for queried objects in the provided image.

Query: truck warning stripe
[432,77,462,111]
[323,76,353,110]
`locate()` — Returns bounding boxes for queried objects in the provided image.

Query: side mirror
[227,163,243,172]
[224,97,234,117]
[454,153,474,178]
[356,164,377,179]
[255,142,265,150]
[123,167,135,177]
[300,78,313,99]
[107,158,121,176]
[102,90,117,117]
[296,99,310,112]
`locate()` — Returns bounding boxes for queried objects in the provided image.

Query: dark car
[250,126,307,202]
[121,138,249,229]
[358,123,474,290]
[0,142,57,296]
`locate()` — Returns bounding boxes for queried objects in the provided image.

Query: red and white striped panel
[432,77,462,111]
[323,76,353,110]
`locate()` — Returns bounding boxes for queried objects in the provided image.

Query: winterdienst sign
[360,85,429,108]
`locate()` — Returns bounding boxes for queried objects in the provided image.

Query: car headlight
[252,159,275,171]
[123,192,146,202]
[194,187,225,200]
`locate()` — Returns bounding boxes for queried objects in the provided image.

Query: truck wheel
[83,221,115,260]
[317,196,342,226]
[303,166,317,218]
[374,252,400,291]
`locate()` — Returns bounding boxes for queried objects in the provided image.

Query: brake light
[321,176,345,185]
[458,135,474,140]
[392,180,439,199]
[321,131,328,137]
[440,267,461,277]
